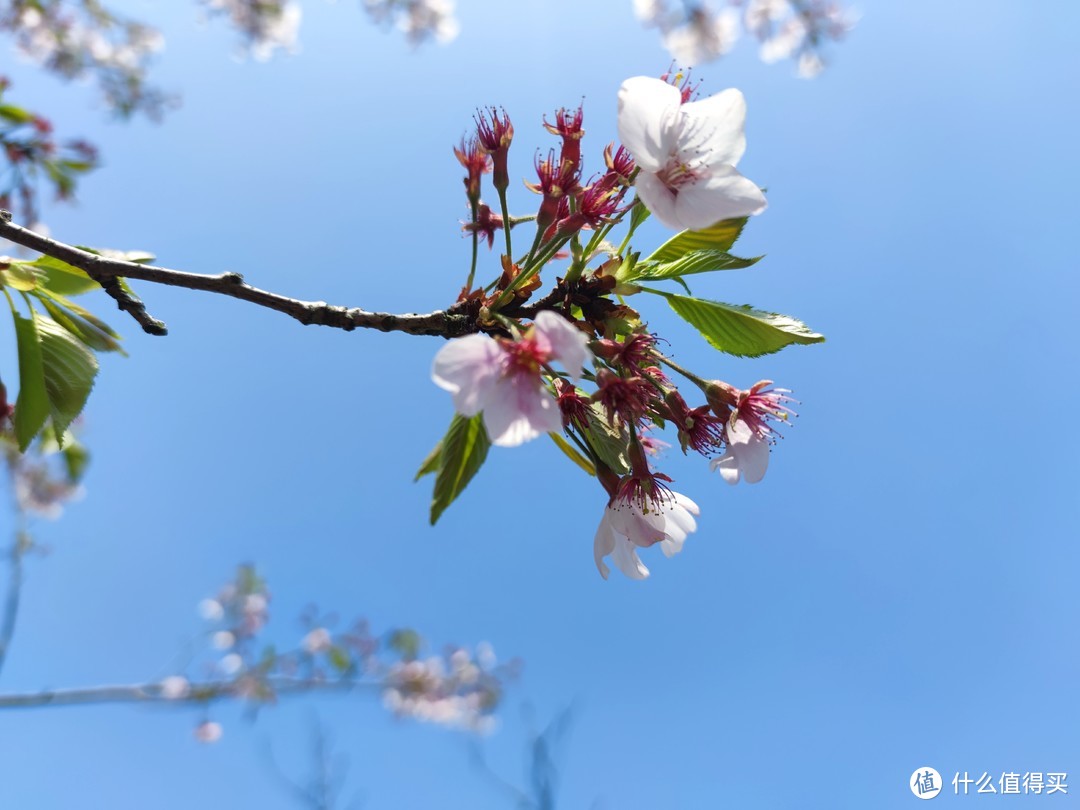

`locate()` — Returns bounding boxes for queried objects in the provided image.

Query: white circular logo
[910,767,942,800]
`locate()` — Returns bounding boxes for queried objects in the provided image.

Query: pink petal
[533,310,591,381]
[617,77,681,174]
[482,376,560,447]
[593,511,617,580]
[431,335,503,416]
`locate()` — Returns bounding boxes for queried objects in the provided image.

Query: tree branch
[0,211,475,339]
[0,676,379,710]
[0,530,28,677]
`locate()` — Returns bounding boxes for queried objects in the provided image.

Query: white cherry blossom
[617,76,767,231]
[710,418,769,484]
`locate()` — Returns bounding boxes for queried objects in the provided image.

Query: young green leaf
[35,314,99,441]
[644,217,748,263]
[2,261,42,292]
[414,439,443,481]
[549,432,596,476]
[631,249,760,282]
[32,255,100,297]
[12,312,49,451]
[38,291,125,354]
[584,403,630,475]
[430,414,491,525]
[665,293,825,357]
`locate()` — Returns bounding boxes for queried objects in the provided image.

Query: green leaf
[35,314,99,440]
[584,403,630,475]
[631,249,760,282]
[414,439,443,481]
[665,294,825,357]
[549,432,595,476]
[429,414,490,525]
[328,646,351,673]
[12,312,49,451]
[1,261,41,292]
[38,291,125,354]
[62,439,90,483]
[31,255,99,296]
[75,246,156,264]
[388,629,421,660]
[644,217,748,263]
[0,103,34,124]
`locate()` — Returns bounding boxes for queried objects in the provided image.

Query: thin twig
[0,211,474,339]
[0,675,379,709]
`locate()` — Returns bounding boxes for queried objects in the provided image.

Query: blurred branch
[0,675,380,709]
[0,211,475,338]
[0,527,28,676]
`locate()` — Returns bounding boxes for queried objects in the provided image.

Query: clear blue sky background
[2,1,1079,807]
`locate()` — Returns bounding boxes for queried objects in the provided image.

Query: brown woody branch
[0,211,475,338]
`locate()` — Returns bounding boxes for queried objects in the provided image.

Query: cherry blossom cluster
[362,0,459,45]
[0,77,100,227]
[1,404,87,521]
[0,0,169,117]
[634,0,856,76]
[177,566,513,741]
[201,0,302,61]
[427,72,817,581]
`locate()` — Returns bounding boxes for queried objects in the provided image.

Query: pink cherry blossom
[593,490,700,580]
[617,76,767,231]
[432,311,591,447]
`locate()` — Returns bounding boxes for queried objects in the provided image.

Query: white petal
[617,77,681,173]
[674,165,767,229]
[678,88,747,168]
[673,492,701,518]
[633,170,683,230]
[608,503,665,546]
[432,335,503,416]
[611,535,650,580]
[593,512,617,580]
[737,432,770,484]
[711,450,742,485]
[533,310,592,381]
[660,535,683,558]
[482,377,560,447]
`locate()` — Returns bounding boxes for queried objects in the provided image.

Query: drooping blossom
[710,417,768,484]
[194,721,223,744]
[432,311,591,447]
[617,75,767,230]
[593,487,700,580]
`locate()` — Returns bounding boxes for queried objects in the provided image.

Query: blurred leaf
[645,217,747,263]
[62,439,90,483]
[665,293,825,357]
[548,432,595,476]
[12,312,49,451]
[388,629,421,660]
[631,249,760,282]
[430,413,490,525]
[75,245,156,264]
[2,261,42,292]
[584,403,630,475]
[32,255,99,296]
[328,646,351,673]
[39,291,125,354]
[0,103,33,124]
[35,314,99,441]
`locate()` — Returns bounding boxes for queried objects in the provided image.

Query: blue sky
[1,1,1079,807]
